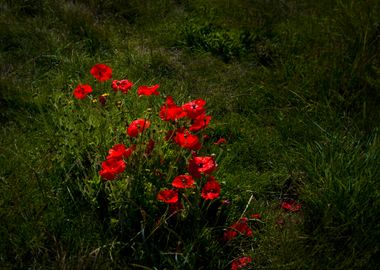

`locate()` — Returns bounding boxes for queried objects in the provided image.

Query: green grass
[1,0,379,269]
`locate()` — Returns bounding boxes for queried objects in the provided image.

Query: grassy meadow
[1,0,379,269]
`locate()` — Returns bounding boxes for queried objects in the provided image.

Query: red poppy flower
[99,158,126,181]
[188,156,217,178]
[159,96,187,121]
[214,138,227,145]
[90,63,112,82]
[137,84,160,96]
[281,199,302,212]
[189,113,211,132]
[201,177,221,200]
[224,217,253,241]
[127,119,151,137]
[106,144,135,160]
[174,130,201,150]
[157,189,179,204]
[182,98,206,119]
[231,256,253,270]
[73,84,92,99]
[172,174,195,189]
[111,79,134,93]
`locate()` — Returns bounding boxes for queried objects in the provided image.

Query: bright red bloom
[214,138,227,145]
[231,256,253,270]
[188,156,217,178]
[73,84,92,99]
[90,63,112,82]
[189,113,211,132]
[157,189,179,204]
[224,217,253,241]
[172,174,195,189]
[281,199,302,212]
[201,177,221,200]
[99,158,126,181]
[174,130,201,150]
[111,79,134,93]
[127,119,151,137]
[159,96,187,121]
[137,84,160,96]
[106,144,135,160]
[101,158,126,174]
[182,98,206,119]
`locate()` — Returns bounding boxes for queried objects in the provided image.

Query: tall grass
[1,0,379,268]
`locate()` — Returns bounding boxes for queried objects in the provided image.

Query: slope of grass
[1,0,379,268]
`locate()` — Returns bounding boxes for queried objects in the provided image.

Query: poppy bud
[99,95,106,106]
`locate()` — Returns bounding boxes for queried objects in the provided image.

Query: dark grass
[1,0,380,269]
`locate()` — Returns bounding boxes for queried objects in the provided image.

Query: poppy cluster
[67,63,277,270]
[154,94,222,204]
[72,63,227,205]
[156,157,219,203]
[73,64,233,260]
[159,96,212,132]
[73,64,164,101]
